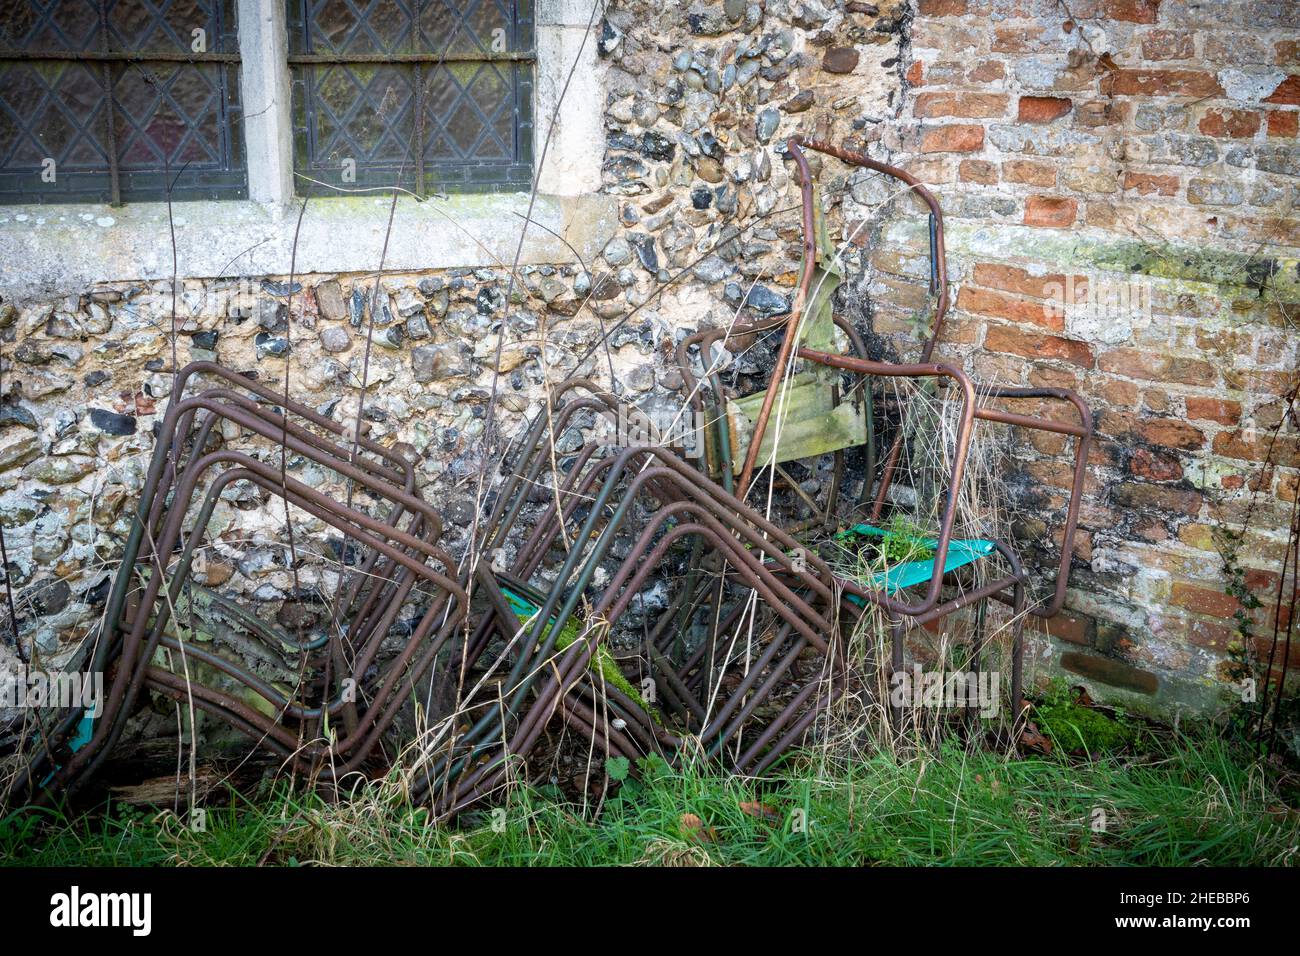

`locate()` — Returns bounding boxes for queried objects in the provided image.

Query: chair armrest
[972,384,1094,618]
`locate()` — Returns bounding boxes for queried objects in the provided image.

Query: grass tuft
[2,728,1296,866]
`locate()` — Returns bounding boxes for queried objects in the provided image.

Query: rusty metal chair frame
[670,137,1094,723]
[13,363,467,804]
[13,138,1095,816]
[406,380,856,815]
[511,448,850,767]
[676,313,875,530]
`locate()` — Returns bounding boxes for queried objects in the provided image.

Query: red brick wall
[875,0,1299,710]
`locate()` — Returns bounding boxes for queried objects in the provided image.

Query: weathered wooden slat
[727,393,867,470]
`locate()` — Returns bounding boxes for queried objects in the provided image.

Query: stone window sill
[0,192,617,302]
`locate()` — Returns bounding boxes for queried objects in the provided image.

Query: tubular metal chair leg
[1011,579,1027,726]
[889,617,907,729]
[967,598,987,730]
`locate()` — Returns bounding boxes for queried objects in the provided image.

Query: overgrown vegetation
[1211,378,1299,761]
[3,725,1296,866]
[876,514,937,566]
[826,514,938,582]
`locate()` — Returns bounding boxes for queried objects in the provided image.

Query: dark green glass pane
[465,0,512,53]
[1,0,103,51]
[0,2,244,201]
[108,0,223,54]
[421,62,511,160]
[308,0,413,54]
[292,0,530,192]
[114,64,223,169]
[308,0,358,52]
[309,64,412,163]
[0,3,44,47]
[1,61,109,169]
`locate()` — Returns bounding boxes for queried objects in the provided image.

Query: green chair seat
[836,523,995,597]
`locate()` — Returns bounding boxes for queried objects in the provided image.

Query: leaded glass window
[0,1,246,204]
[288,0,534,196]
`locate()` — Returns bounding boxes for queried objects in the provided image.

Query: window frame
[0,0,248,205]
[286,0,537,198]
[0,0,611,298]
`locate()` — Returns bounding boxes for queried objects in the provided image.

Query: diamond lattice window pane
[427,61,512,160]
[0,0,104,52]
[312,64,415,163]
[0,61,109,167]
[298,0,414,54]
[417,0,516,56]
[113,64,223,169]
[291,0,533,194]
[109,0,222,54]
[0,1,245,203]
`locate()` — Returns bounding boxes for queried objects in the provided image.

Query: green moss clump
[1035,679,1137,753]
[531,613,663,725]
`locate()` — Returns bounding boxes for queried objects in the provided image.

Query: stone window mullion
[238,0,294,205]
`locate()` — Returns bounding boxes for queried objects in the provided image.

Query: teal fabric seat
[38,713,96,786]
[836,523,995,598]
[502,585,546,621]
